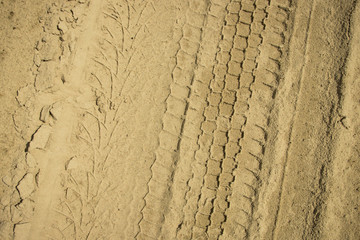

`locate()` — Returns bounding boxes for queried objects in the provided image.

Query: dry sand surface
[0,0,359,239]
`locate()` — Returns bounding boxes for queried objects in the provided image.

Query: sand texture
[0,0,359,239]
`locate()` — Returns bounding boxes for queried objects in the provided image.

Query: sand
[0,0,359,239]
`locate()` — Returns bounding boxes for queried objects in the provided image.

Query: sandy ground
[0,0,359,239]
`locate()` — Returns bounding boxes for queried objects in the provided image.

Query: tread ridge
[170,1,235,239]
[135,1,213,239]
[220,0,271,237]
[188,1,249,238]
[197,1,265,238]
[166,1,233,238]
[221,0,292,239]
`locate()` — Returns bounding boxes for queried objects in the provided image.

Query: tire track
[270,1,313,238]
[160,1,231,239]
[179,2,241,238]
[221,0,292,239]
[95,1,160,238]
[9,0,105,239]
[52,1,165,239]
[4,0,348,239]
[189,1,251,238]
[11,0,162,239]
[134,1,211,239]
[209,1,267,238]
[182,0,268,238]
[267,0,357,239]
[37,0,108,238]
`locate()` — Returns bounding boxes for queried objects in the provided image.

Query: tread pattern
[6,0,294,239]
[221,0,291,239]
[188,1,266,239]
[57,1,161,239]
[135,1,213,239]
[160,1,231,239]
[155,0,292,239]
[35,0,161,239]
